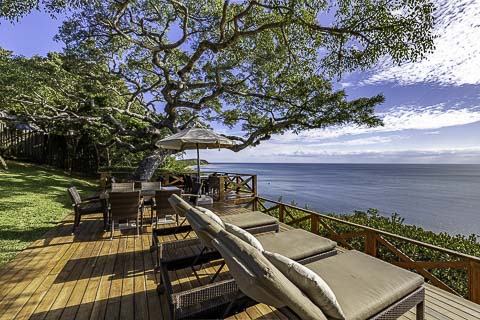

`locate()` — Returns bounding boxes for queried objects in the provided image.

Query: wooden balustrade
[98,171,258,200]
[217,173,257,201]
[253,196,480,304]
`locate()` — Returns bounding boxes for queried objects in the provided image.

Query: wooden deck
[0,204,479,320]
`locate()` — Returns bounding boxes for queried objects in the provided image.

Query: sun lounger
[154,195,336,268]
[153,194,279,239]
[160,225,425,319]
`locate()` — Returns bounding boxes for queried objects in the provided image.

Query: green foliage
[0,161,97,267]
[264,200,479,298]
[0,0,85,21]
[0,48,163,169]
[0,48,130,134]
[98,156,193,176]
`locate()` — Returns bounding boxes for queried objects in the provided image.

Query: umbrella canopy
[156,127,235,150]
[156,126,235,176]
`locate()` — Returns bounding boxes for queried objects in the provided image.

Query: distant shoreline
[207,162,480,165]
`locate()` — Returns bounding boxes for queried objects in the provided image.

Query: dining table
[100,186,181,199]
[100,186,182,227]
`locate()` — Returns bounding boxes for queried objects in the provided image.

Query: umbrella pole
[196,143,200,178]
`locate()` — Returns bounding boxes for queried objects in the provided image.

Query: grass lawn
[0,161,98,267]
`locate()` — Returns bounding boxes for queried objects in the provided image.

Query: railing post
[218,176,226,202]
[252,196,258,211]
[311,215,319,234]
[279,204,285,223]
[365,231,377,257]
[235,175,240,194]
[99,172,108,191]
[252,175,257,196]
[469,260,480,303]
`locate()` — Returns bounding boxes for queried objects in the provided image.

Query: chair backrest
[211,230,328,320]
[208,176,220,188]
[109,191,140,220]
[184,174,193,190]
[67,186,82,205]
[190,181,203,204]
[155,189,182,212]
[141,181,161,191]
[111,182,135,192]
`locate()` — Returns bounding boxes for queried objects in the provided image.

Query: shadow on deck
[0,204,479,320]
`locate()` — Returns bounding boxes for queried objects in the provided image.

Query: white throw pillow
[263,251,345,320]
[224,223,264,252]
[212,231,328,320]
[196,206,225,229]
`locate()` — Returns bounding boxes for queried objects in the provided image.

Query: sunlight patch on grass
[0,161,97,267]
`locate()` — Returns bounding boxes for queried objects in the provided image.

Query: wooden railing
[98,171,257,200]
[252,196,480,304]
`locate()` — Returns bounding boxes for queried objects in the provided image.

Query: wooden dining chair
[207,176,221,200]
[153,189,182,227]
[108,191,142,239]
[141,181,162,224]
[183,175,193,193]
[68,186,107,234]
[111,182,135,192]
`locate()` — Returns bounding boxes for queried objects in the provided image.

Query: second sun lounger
[155,199,338,293]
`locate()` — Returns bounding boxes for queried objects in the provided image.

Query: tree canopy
[0,0,436,179]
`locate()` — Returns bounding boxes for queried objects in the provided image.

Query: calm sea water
[203,163,480,236]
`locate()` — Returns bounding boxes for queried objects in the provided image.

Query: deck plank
[0,225,76,320]
[0,205,478,320]
[133,229,149,320]
[74,233,113,320]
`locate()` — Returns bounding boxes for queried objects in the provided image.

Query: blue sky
[1,1,479,164]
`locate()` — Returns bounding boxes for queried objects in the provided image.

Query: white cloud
[274,104,480,143]
[363,0,480,86]
[273,147,480,163]
[339,82,353,88]
[302,136,393,147]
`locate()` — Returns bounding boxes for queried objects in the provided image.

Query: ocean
[203,163,480,237]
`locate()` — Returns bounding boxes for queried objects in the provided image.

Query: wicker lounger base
[163,276,425,320]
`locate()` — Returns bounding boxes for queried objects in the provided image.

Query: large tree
[1,0,435,180]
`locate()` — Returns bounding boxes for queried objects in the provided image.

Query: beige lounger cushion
[221,211,277,229]
[257,229,336,260]
[186,207,223,248]
[306,250,424,320]
[212,230,328,320]
[224,223,264,251]
[168,194,193,216]
[264,251,345,320]
[196,206,225,229]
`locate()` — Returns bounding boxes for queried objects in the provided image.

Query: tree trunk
[0,155,7,170]
[132,150,167,181]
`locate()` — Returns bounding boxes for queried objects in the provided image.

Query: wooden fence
[98,170,257,200]
[0,122,99,175]
[251,196,480,304]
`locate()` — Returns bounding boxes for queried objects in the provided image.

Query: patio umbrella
[155,126,235,176]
